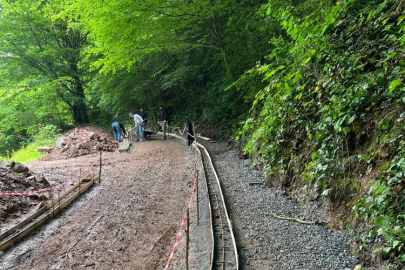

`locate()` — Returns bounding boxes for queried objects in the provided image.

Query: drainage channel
[198,143,239,270]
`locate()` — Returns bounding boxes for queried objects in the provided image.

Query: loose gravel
[198,140,363,270]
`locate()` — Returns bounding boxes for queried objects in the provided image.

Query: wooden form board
[0,175,99,251]
[198,143,239,270]
[0,173,92,242]
[37,147,53,153]
[0,206,47,242]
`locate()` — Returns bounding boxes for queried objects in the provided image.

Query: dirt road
[0,137,195,269]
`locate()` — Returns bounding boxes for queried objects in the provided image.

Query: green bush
[240,0,405,265]
[4,124,61,163]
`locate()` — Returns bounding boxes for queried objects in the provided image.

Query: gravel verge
[199,140,363,270]
[167,135,212,270]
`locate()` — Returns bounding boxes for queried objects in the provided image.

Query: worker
[112,121,126,142]
[129,112,144,141]
[187,120,194,146]
[140,108,148,133]
[159,105,168,139]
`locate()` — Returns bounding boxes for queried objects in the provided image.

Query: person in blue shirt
[111,122,126,142]
[129,112,144,141]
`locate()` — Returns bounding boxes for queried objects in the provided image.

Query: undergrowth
[0,125,60,163]
[239,0,405,267]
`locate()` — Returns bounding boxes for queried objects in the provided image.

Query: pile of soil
[0,161,51,226]
[1,126,115,229]
[42,125,117,161]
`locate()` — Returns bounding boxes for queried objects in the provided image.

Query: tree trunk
[72,78,89,124]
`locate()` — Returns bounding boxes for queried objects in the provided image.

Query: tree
[70,0,246,79]
[0,0,95,124]
[70,0,271,129]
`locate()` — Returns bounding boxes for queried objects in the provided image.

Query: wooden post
[196,169,199,226]
[186,208,190,270]
[193,122,199,225]
[99,151,102,183]
[58,189,61,213]
[79,168,82,195]
[193,122,196,147]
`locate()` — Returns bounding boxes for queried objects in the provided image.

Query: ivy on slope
[242,0,405,265]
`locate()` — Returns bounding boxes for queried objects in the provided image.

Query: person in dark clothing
[159,106,168,121]
[140,108,148,127]
[139,108,148,139]
[159,106,168,139]
[187,120,194,146]
[112,121,126,142]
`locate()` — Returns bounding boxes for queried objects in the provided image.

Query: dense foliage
[0,0,269,153]
[0,0,97,153]
[1,0,405,266]
[240,0,405,266]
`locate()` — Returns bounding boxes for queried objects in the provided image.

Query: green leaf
[346,115,356,125]
[388,79,402,92]
[382,247,391,253]
[334,121,342,132]
[374,247,383,253]
[358,154,370,163]
[398,15,405,25]
[382,217,391,227]
[379,119,389,130]
[380,162,390,170]
[343,127,351,135]
[393,241,400,248]
[375,216,384,226]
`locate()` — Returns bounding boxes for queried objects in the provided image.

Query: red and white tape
[0,159,99,196]
[165,215,188,269]
[164,170,199,270]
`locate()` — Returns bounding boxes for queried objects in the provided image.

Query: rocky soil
[0,160,52,228]
[0,126,118,232]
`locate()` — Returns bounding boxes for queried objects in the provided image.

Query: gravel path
[199,140,362,270]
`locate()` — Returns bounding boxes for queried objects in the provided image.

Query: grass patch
[6,140,52,163]
[0,125,60,164]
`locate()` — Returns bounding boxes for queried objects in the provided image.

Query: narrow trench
[200,146,237,270]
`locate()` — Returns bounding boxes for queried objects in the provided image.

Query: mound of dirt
[0,126,116,228]
[41,125,117,161]
[0,161,51,225]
